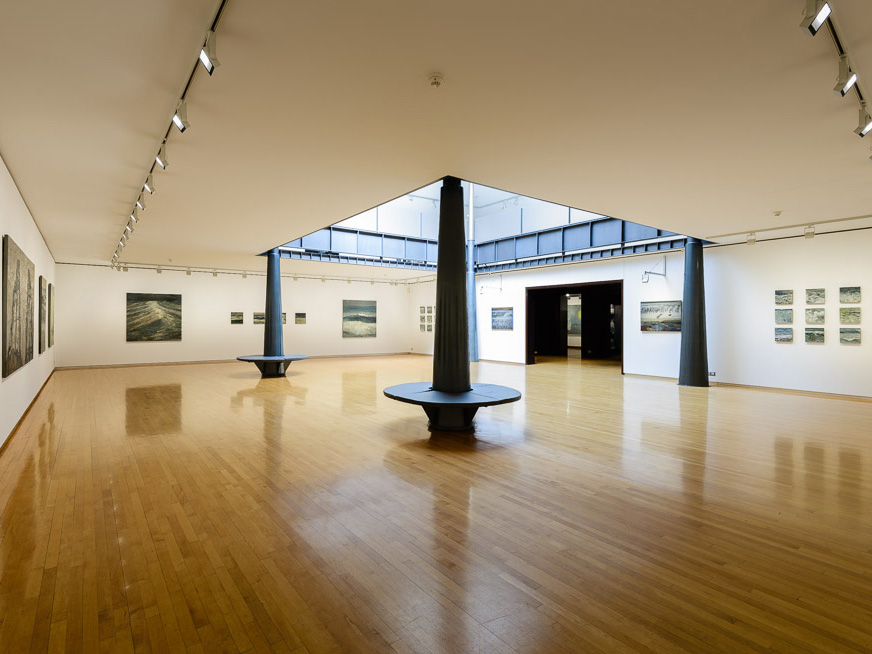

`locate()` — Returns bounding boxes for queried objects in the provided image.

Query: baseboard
[713,381,872,402]
[55,352,416,371]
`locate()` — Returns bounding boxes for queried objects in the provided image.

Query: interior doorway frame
[525,279,624,373]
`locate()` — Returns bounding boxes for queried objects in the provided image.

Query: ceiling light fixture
[172,100,190,133]
[129,209,139,223]
[854,104,872,137]
[804,225,816,239]
[155,142,168,169]
[199,30,220,75]
[143,174,155,194]
[135,195,146,211]
[834,55,858,97]
[124,224,133,233]
[800,0,831,36]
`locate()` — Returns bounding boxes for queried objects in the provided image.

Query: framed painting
[774,290,793,305]
[492,307,514,330]
[640,301,681,332]
[2,235,35,377]
[230,312,243,324]
[47,283,54,347]
[126,293,182,341]
[343,300,376,337]
[295,313,306,325]
[38,275,46,354]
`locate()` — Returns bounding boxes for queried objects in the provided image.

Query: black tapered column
[679,237,709,387]
[433,176,471,393]
[264,248,284,357]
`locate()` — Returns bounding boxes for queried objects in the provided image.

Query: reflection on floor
[0,355,870,652]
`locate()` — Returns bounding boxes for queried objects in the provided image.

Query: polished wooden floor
[1,355,870,653]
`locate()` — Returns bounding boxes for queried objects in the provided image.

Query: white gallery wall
[0,154,56,446]
[705,229,872,396]
[473,229,872,396]
[56,263,434,368]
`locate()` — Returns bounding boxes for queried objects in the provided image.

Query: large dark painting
[3,235,35,377]
[39,275,46,354]
[126,293,182,341]
[48,283,55,347]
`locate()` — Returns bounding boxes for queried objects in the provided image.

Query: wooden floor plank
[0,355,870,652]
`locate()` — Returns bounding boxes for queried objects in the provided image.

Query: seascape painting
[774,309,793,324]
[775,328,793,343]
[806,288,825,304]
[3,235,35,377]
[38,276,46,354]
[492,307,514,330]
[805,328,825,344]
[774,290,793,305]
[839,307,860,324]
[126,293,182,342]
[840,287,861,303]
[426,324,432,332]
[48,283,54,347]
[840,328,861,345]
[295,313,306,325]
[230,312,243,324]
[253,312,265,324]
[805,308,825,324]
[343,300,376,338]
[420,324,425,332]
[420,306,425,314]
[640,301,681,332]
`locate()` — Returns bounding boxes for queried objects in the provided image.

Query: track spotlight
[129,209,139,223]
[212,271,218,278]
[199,30,220,75]
[800,0,831,36]
[155,142,168,169]
[172,100,190,133]
[136,195,146,211]
[143,174,155,194]
[123,266,129,272]
[746,232,757,245]
[186,268,191,276]
[124,224,133,233]
[156,266,162,274]
[804,225,815,239]
[854,104,872,137]
[834,55,858,97]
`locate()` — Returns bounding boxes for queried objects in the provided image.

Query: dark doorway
[525,281,622,367]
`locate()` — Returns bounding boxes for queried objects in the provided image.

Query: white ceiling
[2,0,871,276]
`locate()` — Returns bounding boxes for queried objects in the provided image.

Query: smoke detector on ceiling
[428,73,444,89]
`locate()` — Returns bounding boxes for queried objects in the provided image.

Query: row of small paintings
[230,312,307,325]
[3,235,55,376]
[775,287,861,305]
[776,328,860,344]
[774,307,861,325]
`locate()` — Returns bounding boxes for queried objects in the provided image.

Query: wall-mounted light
[172,100,190,133]
[834,55,858,97]
[800,0,831,36]
[199,30,220,75]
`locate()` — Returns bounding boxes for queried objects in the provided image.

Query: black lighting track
[826,18,865,103]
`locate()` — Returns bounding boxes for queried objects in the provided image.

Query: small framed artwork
[774,308,793,324]
[426,324,432,332]
[840,328,861,344]
[427,314,432,323]
[253,312,265,324]
[282,312,287,324]
[840,307,860,324]
[840,287,861,303]
[640,301,682,332]
[806,288,825,304]
[805,308,825,324]
[774,290,793,305]
[805,328,825,343]
[492,307,514,330]
[295,313,306,325]
[427,306,433,314]
[775,328,793,343]
[420,315,425,323]
[420,306,426,314]
[419,324,426,332]
[230,312,243,324]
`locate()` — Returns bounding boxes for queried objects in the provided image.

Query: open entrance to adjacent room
[525,281,622,367]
